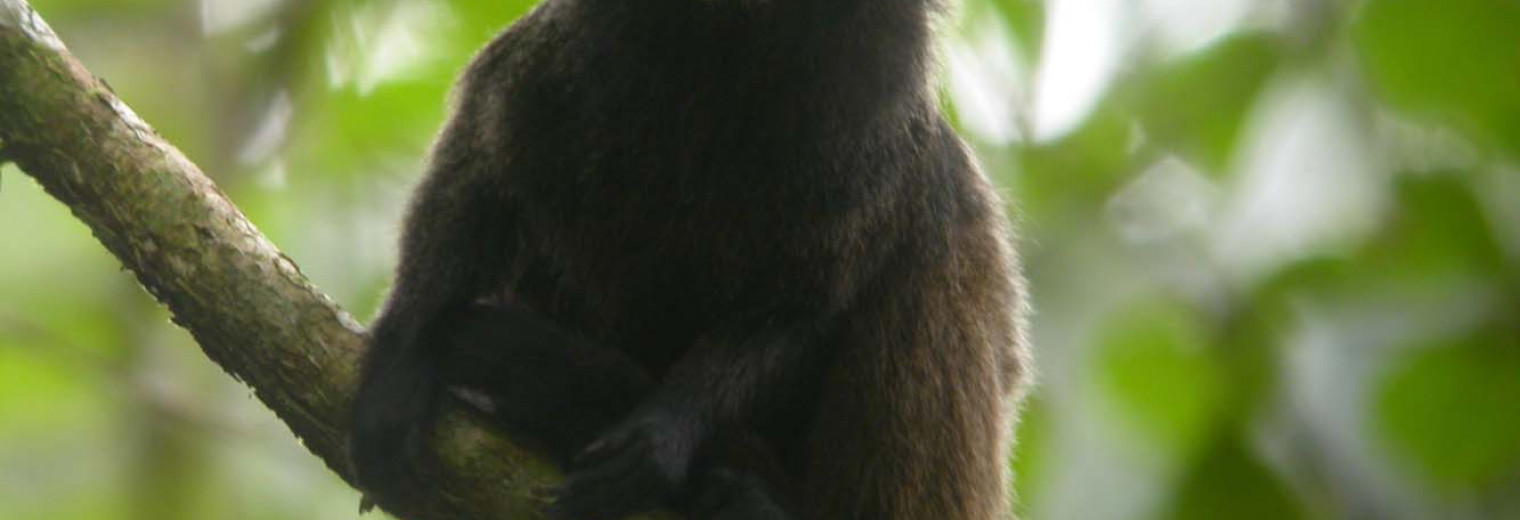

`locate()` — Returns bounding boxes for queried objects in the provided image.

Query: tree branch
[0,2,658,518]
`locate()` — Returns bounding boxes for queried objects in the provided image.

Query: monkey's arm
[441,304,800,519]
[550,317,821,519]
[439,303,654,462]
[349,131,517,512]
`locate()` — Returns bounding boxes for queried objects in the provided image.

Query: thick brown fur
[348,0,1032,518]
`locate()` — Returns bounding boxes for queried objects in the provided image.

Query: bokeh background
[2,0,1517,518]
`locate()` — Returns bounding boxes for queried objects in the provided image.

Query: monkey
[348,0,1032,518]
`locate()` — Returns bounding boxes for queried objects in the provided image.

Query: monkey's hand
[546,402,706,519]
[348,321,441,514]
[688,469,796,520]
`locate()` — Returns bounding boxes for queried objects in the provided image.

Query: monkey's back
[448,1,1032,517]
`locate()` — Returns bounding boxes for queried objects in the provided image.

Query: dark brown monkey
[348,0,1032,518]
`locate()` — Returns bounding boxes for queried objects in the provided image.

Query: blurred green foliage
[1355,0,1520,157]
[1379,329,1520,495]
[1096,301,1226,458]
[2,0,1518,519]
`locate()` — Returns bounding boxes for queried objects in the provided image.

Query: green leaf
[1018,100,1137,224]
[1367,173,1508,281]
[1095,300,1226,456]
[1377,327,1520,494]
[1128,33,1282,174]
[1355,0,1520,158]
[1158,433,1307,520]
[987,0,1045,63]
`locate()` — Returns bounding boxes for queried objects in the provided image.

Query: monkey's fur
[348,0,1032,518]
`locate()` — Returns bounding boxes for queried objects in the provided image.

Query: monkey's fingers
[549,447,666,518]
[548,479,662,520]
[545,483,646,520]
[572,428,633,467]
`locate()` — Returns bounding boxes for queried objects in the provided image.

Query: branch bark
[0,2,648,518]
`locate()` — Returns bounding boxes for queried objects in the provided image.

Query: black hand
[687,469,796,520]
[546,404,706,519]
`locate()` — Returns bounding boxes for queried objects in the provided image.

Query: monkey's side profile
[348,0,1032,518]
